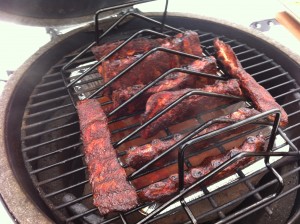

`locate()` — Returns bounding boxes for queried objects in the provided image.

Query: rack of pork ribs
[76,31,288,215]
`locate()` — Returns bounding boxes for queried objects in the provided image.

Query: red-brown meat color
[141,79,243,138]
[98,31,203,94]
[77,99,138,215]
[138,134,265,202]
[111,57,217,113]
[124,107,260,169]
[214,38,288,127]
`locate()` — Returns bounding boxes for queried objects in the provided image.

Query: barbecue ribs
[111,57,217,113]
[141,79,244,138]
[124,107,260,169]
[214,38,288,127]
[98,31,203,94]
[92,37,164,61]
[138,134,266,202]
[77,99,137,215]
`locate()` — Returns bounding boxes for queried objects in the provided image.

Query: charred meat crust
[91,37,165,61]
[77,99,138,215]
[98,31,203,94]
[138,134,265,202]
[111,57,217,113]
[124,107,260,169]
[213,38,288,127]
[141,79,244,138]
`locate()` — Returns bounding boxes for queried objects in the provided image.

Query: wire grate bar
[37,166,86,186]
[36,79,64,89]
[203,187,226,219]
[236,48,255,56]
[193,173,284,222]
[181,199,197,224]
[29,154,83,175]
[30,86,67,99]
[26,95,70,109]
[67,202,153,223]
[26,142,82,163]
[24,103,73,119]
[232,43,246,49]
[22,131,80,152]
[258,72,289,85]
[239,53,264,63]
[236,169,272,215]
[198,32,214,38]
[287,110,300,118]
[278,129,299,152]
[244,59,273,70]
[266,80,295,91]
[55,56,95,70]
[251,65,281,77]
[204,38,232,47]
[282,98,300,108]
[274,87,300,99]
[45,179,89,198]
[22,112,77,130]
[42,71,62,79]
[54,193,92,210]
[65,208,98,223]
[291,135,300,142]
[119,213,128,224]
[22,121,78,140]
[215,176,300,224]
[111,123,141,135]
[284,122,300,132]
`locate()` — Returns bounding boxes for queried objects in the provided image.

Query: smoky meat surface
[111,57,217,114]
[214,38,288,126]
[77,99,138,215]
[138,134,265,202]
[141,79,243,138]
[92,37,164,61]
[98,31,203,94]
[124,107,260,169]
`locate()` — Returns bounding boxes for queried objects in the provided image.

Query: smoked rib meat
[111,57,217,113]
[138,134,265,202]
[124,107,260,169]
[92,37,164,61]
[77,99,138,215]
[98,31,203,94]
[141,79,244,138]
[213,38,288,126]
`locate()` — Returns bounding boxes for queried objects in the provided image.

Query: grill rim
[0,24,95,224]
[0,12,299,223]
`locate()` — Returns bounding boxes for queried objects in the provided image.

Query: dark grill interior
[19,11,300,224]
